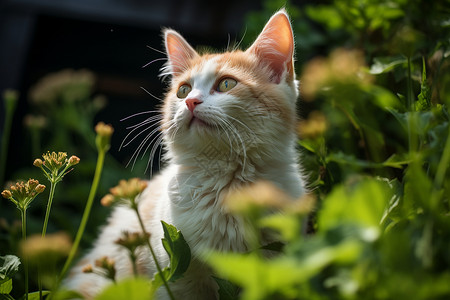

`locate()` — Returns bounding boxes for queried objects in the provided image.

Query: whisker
[140,86,164,102]
[128,129,155,170]
[120,110,161,122]
[120,121,160,150]
[145,134,164,175]
[142,57,167,69]
[234,27,247,51]
[217,117,248,169]
[126,115,161,129]
[146,45,166,55]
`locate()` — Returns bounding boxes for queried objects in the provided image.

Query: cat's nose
[186,98,203,113]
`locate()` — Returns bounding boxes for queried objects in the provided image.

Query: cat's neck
[168,136,303,199]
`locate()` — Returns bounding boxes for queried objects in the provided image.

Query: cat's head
[161,10,299,167]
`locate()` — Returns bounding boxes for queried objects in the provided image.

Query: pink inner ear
[165,30,198,75]
[247,11,294,83]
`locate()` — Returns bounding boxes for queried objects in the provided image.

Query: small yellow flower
[20,232,72,263]
[95,122,114,152]
[34,151,80,183]
[82,264,94,273]
[301,48,372,100]
[3,179,46,211]
[33,159,43,168]
[225,181,293,213]
[100,194,115,207]
[68,155,80,166]
[94,256,116,281]
[104,178,148,207]
[95,122,114,138]
[42,151,67,170]
[115,231,150,252]
[35,184,46,193]
[298,111,328,139]
[1,190,12,199]
[29,69,95,104]
[111,178,148,199]
[24,115,47,130]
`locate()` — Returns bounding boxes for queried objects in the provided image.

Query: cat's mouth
[188,116,214,129]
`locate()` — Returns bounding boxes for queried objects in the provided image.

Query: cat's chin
[188,116,215,129]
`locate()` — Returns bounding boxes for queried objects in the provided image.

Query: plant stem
[131,202,175,300]
[21,208,29,300]
[406,55,419,154]
[430,122,450,208]
[42,179,57,237]
[407,56,413,110]
[40,171,62,299]
[58,149,106,285]
[130,252,138,277]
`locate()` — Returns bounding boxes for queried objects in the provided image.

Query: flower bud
[1,190,12,199]
[95,122,114,152]
[68,155,80,166]
[95,122,114,138]
[100,194,115,207]
[82,264,94,273]
[33,159,43,168]
[35,184,46,194]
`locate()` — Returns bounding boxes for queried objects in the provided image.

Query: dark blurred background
[0,0,271,174]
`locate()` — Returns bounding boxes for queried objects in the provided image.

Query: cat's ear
[163,29,199,76]
[246,10,295,84]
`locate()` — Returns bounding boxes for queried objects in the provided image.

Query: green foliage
[205,1,450,299]
[0,255,20,299]
[151,222,191,295]
[160,221,191,282]
[95,278,152,300]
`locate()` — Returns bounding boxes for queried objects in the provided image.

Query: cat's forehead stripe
[201,57,219,74]
[190,57,219,87]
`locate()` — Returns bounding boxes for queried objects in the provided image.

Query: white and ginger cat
[65,9,304,299]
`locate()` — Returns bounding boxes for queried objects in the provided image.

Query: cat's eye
[217,78,237,93]
[177,84,192,98]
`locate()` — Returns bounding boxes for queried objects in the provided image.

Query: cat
[65,9,304,299]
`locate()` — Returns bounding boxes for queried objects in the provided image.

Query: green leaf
[213,277,240,300]
[259,213,302,242]
[0,294,14,300]
[403,162,433,212]
[26,291,50,300]
[415,57,431,112]
[369,55,407,74]
[50,288,85,300]
[160,221,191,282]
[0,279,12,294]
[326,152,410,170]
[305,5,344,30]
[150,269,170,295]
[319,178,392,231]
[207,239,361,300]
[0,255,21,285]
[151,222,191,294]
[95,277,153,300]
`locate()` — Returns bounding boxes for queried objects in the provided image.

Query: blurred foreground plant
[34,151,80,237]
[100,177,188,300]
[58,122,113,286]
[2,179,46,300]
